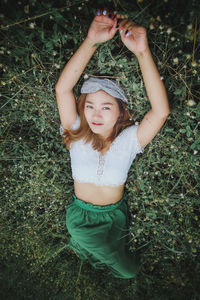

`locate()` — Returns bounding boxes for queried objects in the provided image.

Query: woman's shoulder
[119,123,144,153]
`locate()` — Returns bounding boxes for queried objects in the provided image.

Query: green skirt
[65,192,140,279]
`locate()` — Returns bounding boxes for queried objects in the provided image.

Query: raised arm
[55,9,118,130]
[118,20,170,148]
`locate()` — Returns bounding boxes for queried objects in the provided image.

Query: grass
[0,0,200,299]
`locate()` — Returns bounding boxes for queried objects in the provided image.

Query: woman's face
[84,90,120,139]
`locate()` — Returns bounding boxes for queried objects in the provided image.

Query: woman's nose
[93,109,102,118]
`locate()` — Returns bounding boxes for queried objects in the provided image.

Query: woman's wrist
[85,36,100,48]
[135,47,151,61]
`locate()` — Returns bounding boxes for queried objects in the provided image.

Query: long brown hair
[61,94,135,152]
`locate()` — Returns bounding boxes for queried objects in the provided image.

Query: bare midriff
[74,179,125,206]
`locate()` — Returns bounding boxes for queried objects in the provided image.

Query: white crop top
[60,115,144,186]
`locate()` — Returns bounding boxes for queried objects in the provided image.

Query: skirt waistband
[72,192,126,212]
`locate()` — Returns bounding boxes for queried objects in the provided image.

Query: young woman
[55,9,170,279]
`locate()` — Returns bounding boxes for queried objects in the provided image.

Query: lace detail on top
[60,114,144,186]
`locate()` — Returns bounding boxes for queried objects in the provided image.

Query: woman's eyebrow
[102,102,113,105]
[86,100,113,105]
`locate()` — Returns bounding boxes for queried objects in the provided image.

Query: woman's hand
[87,9,118,44]
[118,19,149,57]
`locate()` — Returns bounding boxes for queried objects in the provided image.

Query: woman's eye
[103,107,110,110]
[86,105,93,109]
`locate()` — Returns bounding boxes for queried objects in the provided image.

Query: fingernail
[97,11,101,15]
[108,13,112,18]
[120,29,124,34]
[103,10,107,15]
[125,30,130,37]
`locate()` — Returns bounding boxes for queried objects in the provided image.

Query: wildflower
[160,76,164,80]
[187,24,192,30]
[171,37,175,41]
[78,6,82,10]
[84,74,89,79]
[149,24,155,30]
[193,150,198,155]
[186,54,191,59]
[29,22,36,29]
[167,28,172,34]
[187,100,196,106]
[173,57,179,64]
[192,61,197,67]
[1,81,6,85]
[54,63,60,69]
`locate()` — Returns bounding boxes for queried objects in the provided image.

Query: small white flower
[84,74,89,79]
[149,24,155,30]
[194,150,198,155]
[29,22,36,29]
[192,61,197,67]
[171,37,175,41]
[187,24,192,30]
[173,57,179,64]
[78,6,82,10]
[52,50,57,56]
[167,28,172,34]
[187,99,196,106]
[54,63,60,69]
[160,76,164,80]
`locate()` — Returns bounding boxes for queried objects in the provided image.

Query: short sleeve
[126,124,145,155]
[59,114,80,136]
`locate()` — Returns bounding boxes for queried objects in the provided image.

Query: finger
[121,20,134,31]
[117,20,130,34]
[96,9,102,16]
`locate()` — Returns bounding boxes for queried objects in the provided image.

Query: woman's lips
[92,122,103,126]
